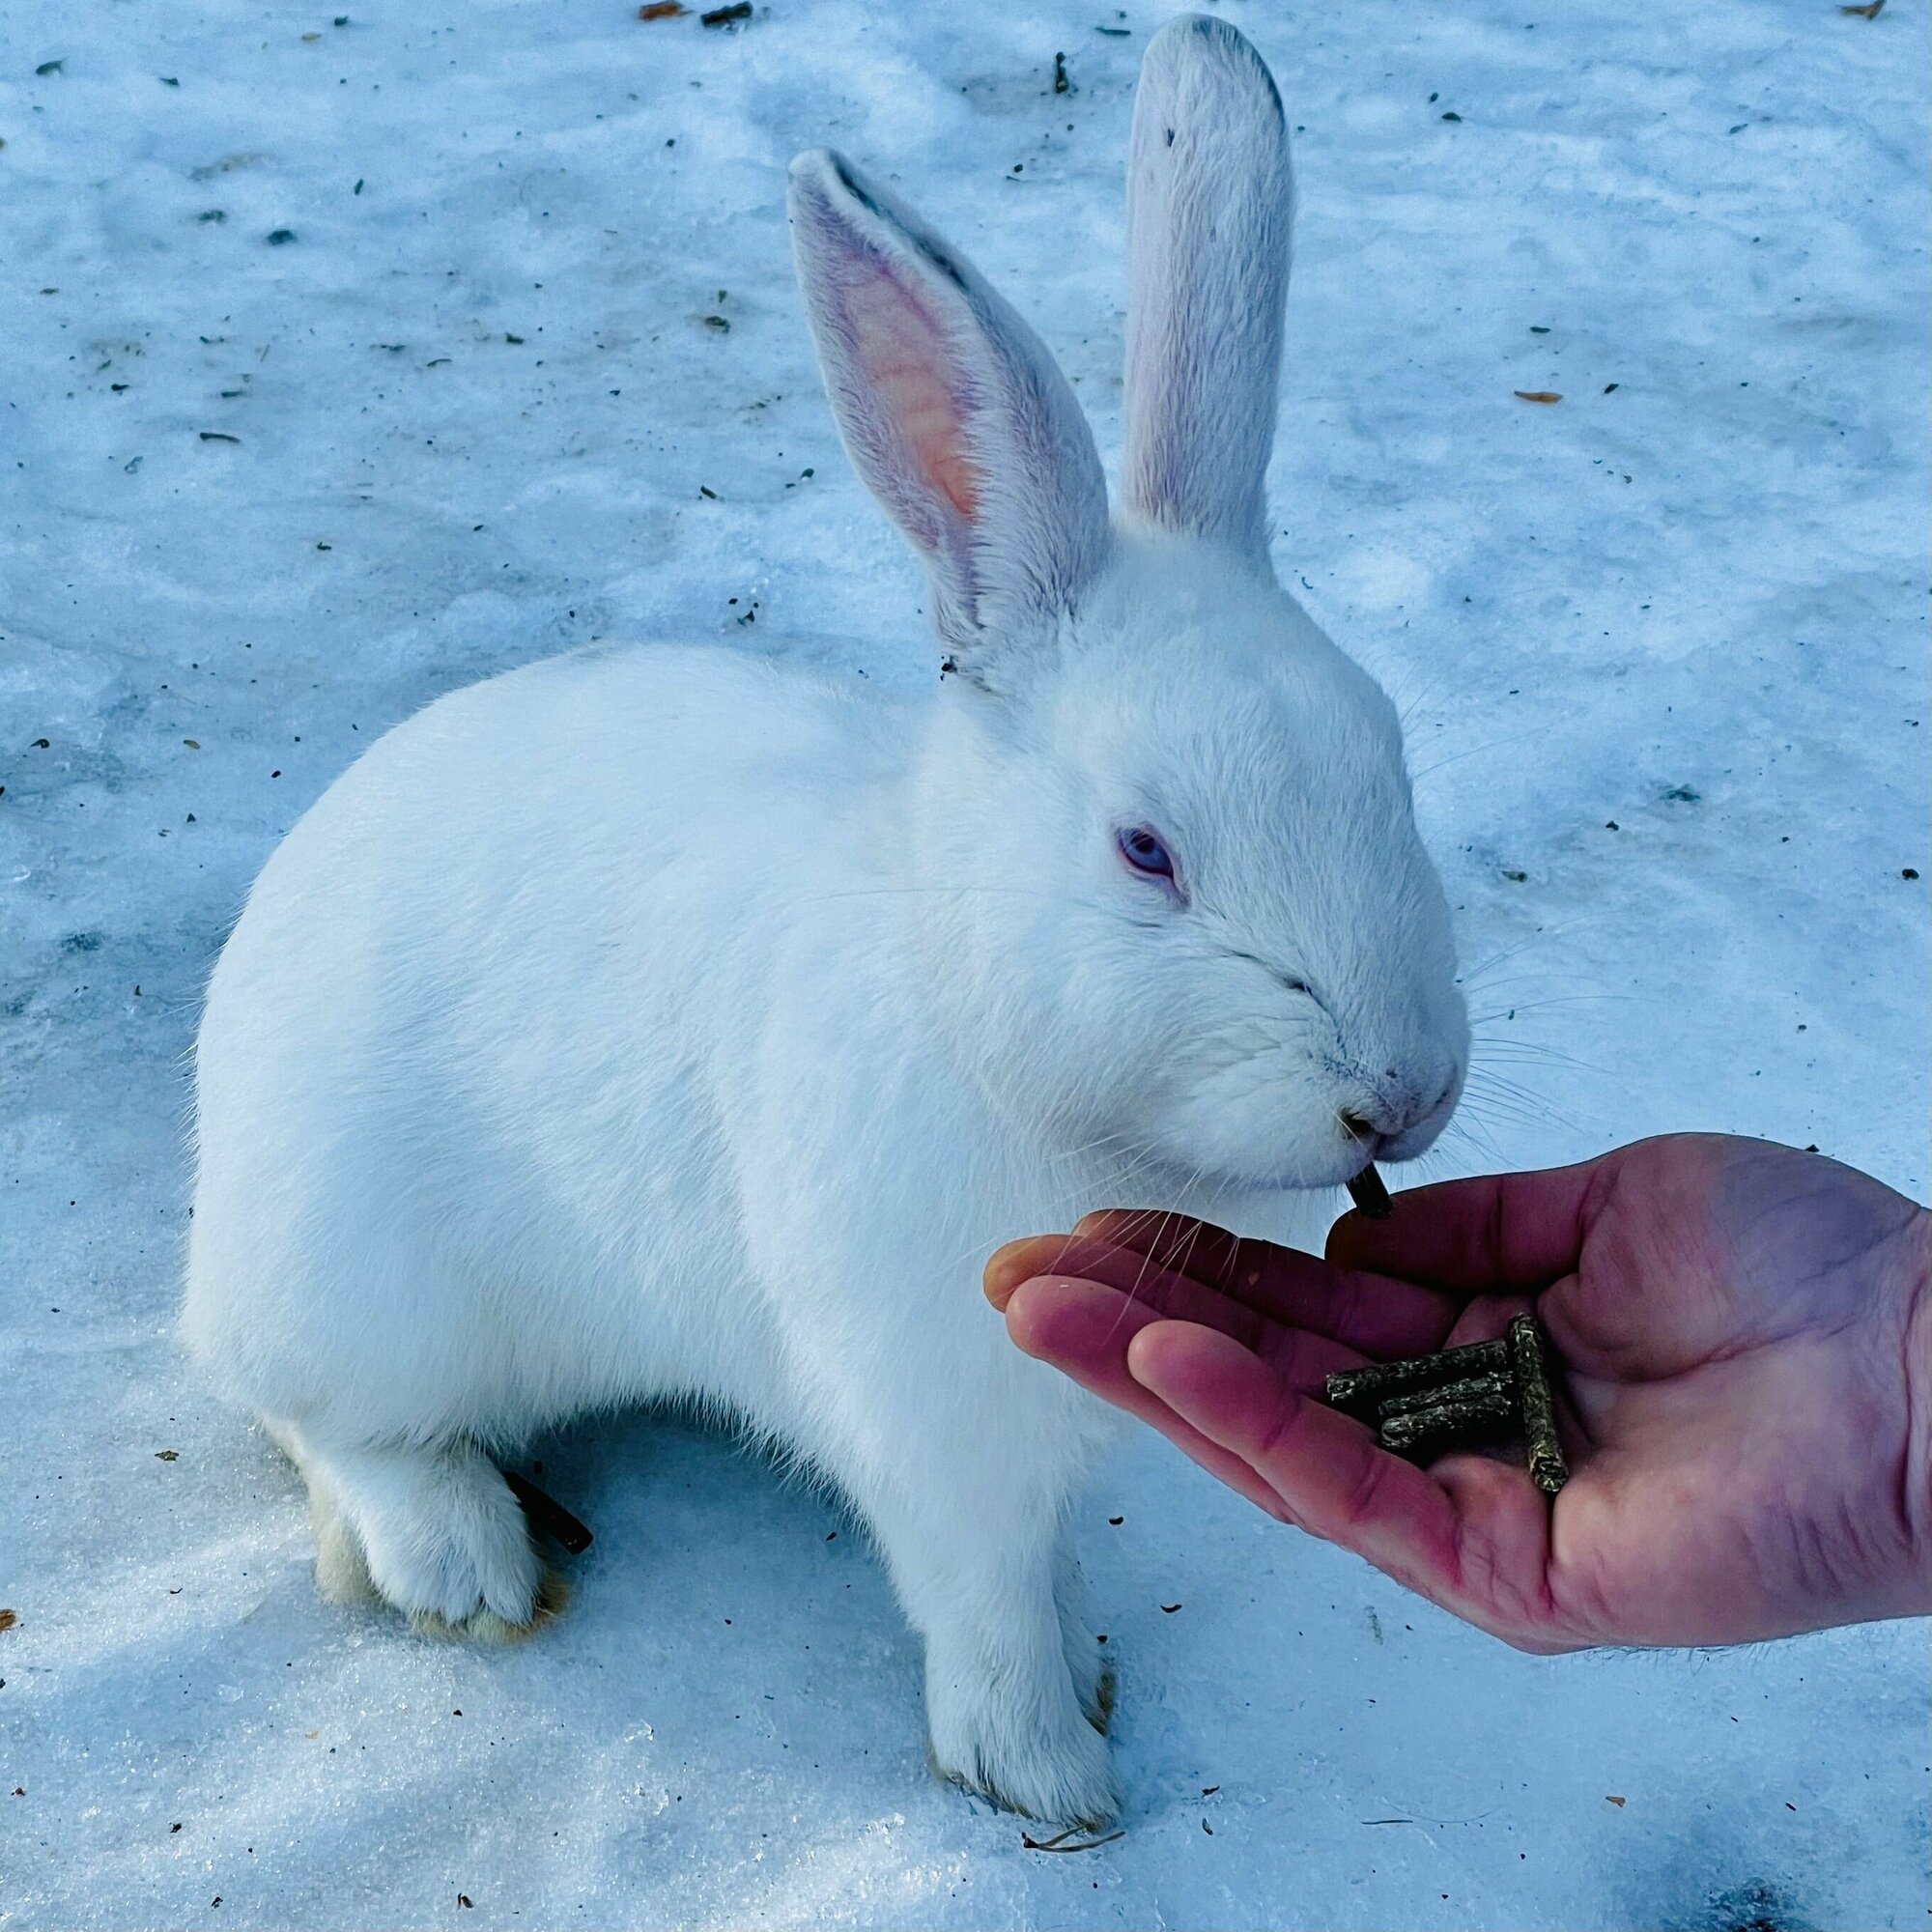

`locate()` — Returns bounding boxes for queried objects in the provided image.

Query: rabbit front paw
[925,1651,1121,1829]
[290,1435,557,1640]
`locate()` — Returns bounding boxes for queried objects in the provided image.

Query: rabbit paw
[926,1662,1121,1829]
[411,1565,569,1645]
[297,1437,554,1637]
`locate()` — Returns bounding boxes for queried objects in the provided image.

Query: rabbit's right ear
[1122,15,1294,570]
[788,150,1110,687]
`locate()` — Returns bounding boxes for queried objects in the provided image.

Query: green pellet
[1508,1313,1568,1495]
[1378,1370,1516,1422]
[1322,1337,1510,1424]
[1345,1163,1393,1219]
[1378,1390,1519,1461]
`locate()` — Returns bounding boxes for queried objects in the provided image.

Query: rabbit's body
[188,639,1171,1820]
[187,17,1468,1827]
[187,578,1349,1806]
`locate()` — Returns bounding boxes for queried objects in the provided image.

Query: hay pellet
[1378,1369,1516,1422]
[1507,1312,1568,1494]
[1345,1163,1393,1219]
[1322,1336,1510,1424]
[1378,1390,1519,1462]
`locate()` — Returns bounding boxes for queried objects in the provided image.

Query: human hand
[985,1134,1930,1652]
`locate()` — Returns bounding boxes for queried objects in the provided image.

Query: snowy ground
[3,0,1927,1925]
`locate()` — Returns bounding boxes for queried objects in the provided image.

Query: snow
[2,0,1926,1924]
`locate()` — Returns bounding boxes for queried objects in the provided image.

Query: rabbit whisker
[1408,729,1548,786]
[1466,992,1631,1027]
[1458,920,1604,988]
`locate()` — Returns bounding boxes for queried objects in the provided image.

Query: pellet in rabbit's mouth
[1345,1161,1393,1219]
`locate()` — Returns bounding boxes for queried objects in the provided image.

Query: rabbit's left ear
[1122,16,1294,571]
[789,149,1110,686]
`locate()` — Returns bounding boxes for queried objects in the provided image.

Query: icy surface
[2,0,1927,1925]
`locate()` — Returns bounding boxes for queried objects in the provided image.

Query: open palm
[985,1134,1929,1651]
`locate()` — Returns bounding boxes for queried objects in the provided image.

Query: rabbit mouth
[1140,1088,1461,1197]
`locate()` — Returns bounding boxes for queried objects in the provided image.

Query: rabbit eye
[1118,825,1177,882]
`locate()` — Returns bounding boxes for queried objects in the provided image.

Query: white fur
[183,14,1466,1829]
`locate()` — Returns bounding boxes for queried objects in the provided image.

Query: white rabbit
[184,14,1466,1828]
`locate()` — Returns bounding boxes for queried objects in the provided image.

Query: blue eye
[1118,825,1177,882]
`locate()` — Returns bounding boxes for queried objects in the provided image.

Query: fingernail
[982,1240,1035,1309]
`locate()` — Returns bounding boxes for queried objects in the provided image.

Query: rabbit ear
[1122,15,1294,569]
[788,149,1110,684]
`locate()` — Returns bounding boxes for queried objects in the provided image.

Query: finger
[1123,1321,1464,1590]
[1325,1155,1610,1294]
[987,1235,1276,1349]
[1065,1212,1463,1359]
[1000,1246,1378,1392]
[1126,1321,1584,1652]
[1069,1209,1253,1290]
[1003,1278,1293,1518]
[986,1228,1218,1315]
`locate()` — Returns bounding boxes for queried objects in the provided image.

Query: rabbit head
[788,14,1466,1195]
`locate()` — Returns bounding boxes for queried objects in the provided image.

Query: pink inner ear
[846,266,980,521]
